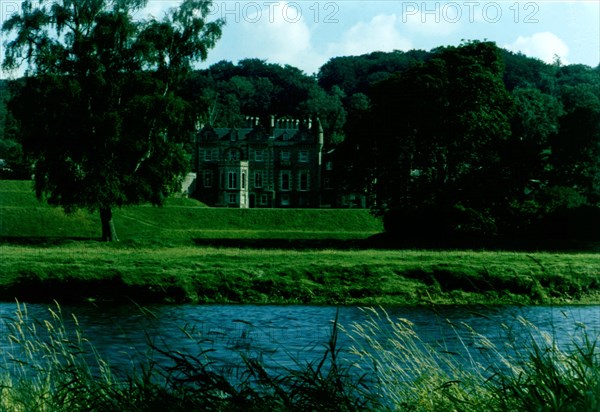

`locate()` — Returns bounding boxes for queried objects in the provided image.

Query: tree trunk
[100,207,119,242]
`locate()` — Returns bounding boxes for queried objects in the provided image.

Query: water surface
[1,303,598,376]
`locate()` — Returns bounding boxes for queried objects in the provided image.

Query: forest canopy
[2,41,599,240]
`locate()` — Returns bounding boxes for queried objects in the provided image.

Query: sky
[1,0,599,76]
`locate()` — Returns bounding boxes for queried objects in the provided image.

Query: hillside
[0,180,383,242]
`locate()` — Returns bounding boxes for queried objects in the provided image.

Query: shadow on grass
[191,238,375,250]
[0,236,99,246]
[2,234,599,252]
[192,234,600,252]
[0,274,191,304]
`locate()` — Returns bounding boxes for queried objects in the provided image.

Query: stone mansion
[194,116,336,208]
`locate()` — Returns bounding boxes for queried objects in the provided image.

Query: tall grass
[0,304,598,411]
[345,307,600,411]
[0,304,374,412]
[1,302,115,411]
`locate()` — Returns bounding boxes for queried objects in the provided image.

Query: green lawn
[1,244,599,305]
[2,180,599,305]
[0,180,383,242]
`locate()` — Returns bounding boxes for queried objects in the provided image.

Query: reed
[0,304,598,411]
[0,304,374,411]
[0,302,116,411]
[344,307,600,411]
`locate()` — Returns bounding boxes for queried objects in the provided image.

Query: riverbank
[1,303,598,411]
[1,242,599,305]
[2,180,600,305]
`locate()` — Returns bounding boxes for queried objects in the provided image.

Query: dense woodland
[1,41,599,240]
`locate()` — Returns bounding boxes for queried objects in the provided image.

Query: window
[298,171,309,191]
[227,150,240,161]
[228,171,238,189]
[260,194,268,205]
[298,150,309,162]
[280,170,291,191]
[203,170,213,188]
[254,149,264,161]
[326,161,333,171]
[203,148,217,161]
[241,172,246,189]
[254,171,263,188]
[228,193,237,204]
[281,194,290,206]
[280,150,290,161]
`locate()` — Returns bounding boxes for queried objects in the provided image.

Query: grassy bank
[1,243,599,305]
[0,180,382,242]
[2,179,600,305]
[1,304,599,411]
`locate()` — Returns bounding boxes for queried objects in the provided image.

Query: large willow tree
[2,0,223,241]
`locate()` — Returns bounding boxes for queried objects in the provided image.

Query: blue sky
[1,1,599,77]
[179,0,600,74]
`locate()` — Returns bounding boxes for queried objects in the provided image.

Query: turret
[317,118,324,147]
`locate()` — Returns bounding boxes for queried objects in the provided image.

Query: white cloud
[136,1,180,20]
[327,14,413,57]
[504,32,570,64]
[205,2,325,74]
[401,8,463,36]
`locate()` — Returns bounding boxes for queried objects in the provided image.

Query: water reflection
[1,303,598,376]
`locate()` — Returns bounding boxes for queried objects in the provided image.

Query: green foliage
[550,106,600,204]
[317,49,429,95]
[2,0,224,240]
[324,46,599,241]
[3,33,599,242]
[368,41,514,225]
[508,88,562,180]
[533,205,600,241]
[501,50,557,92]
[383,204,497,239]
[191,58,347,146]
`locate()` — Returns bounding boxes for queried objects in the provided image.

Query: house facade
[194,117,325,208]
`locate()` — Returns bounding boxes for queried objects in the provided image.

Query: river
[1,303,599,379]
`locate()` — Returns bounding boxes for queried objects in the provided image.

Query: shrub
[533,205,600,240]
[383,204,497,239]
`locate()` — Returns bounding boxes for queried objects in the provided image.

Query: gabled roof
[272,127,314,142]
[198,125,315,143]
[198,126,254,142]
